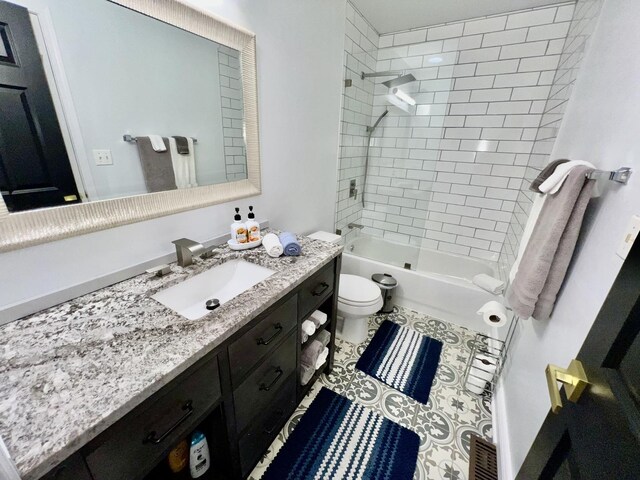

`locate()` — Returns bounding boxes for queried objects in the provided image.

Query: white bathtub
[342,235,504,338]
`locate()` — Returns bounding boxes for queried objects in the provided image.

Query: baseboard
[493,380,515,480]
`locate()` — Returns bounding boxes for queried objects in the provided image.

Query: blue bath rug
[262,387,419,480]
[356,320,442,404]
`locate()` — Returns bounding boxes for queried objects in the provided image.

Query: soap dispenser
[231,207,247,244]
[246,206,261,242]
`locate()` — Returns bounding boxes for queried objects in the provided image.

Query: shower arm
[362,109,389,208]
[361,71,403,80]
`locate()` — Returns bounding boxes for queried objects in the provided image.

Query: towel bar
[586,167,631,184]
[123,134,197,143]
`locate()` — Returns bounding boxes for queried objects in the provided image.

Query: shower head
[382,73,416,89]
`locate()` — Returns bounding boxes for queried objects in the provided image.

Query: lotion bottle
[246,206,261,242]
[231,207,247,244]
[189,431,210,478]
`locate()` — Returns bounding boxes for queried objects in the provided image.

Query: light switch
[93,149,113,166]
[616,215,640,260]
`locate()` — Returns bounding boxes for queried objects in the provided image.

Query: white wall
[0,0,346,311]
[498,0,640,475]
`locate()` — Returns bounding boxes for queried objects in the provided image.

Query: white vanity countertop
[0,234,342,480]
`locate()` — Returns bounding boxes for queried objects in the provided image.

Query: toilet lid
[339,274,381,305]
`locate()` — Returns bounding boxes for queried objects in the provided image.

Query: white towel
[539,160,595,194]
[301,320,316,336]
[315,347,329,369]
[168,137,198,189]
[310,310,327,327]
[147,135,167,152]
[263,233,284,257]
[472,274,505,294]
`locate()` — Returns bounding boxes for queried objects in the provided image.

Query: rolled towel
[301,320,316,337]
[310,310,327,327]
[315,347,329,370]
[316,330,331,348]
[279,232,301,256]
[300,363,314,386]
[301,330,309,344]
[472,274,505,294]
[301,340,323,368]
[262,233,284,257]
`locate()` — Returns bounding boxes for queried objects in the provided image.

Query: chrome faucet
[172,238,205,267]
[347,223,364,230]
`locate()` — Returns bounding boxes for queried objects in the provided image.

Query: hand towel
[172,136,190,155]
[472,274,505,294]
[309,310,327,327]
[279,232,301,256]
[300,363,314,385]
[529,159,569,193]
[301,340,323,368]
[168,137,198,189]
[539,160,595,194]
[301,320,316,337]
[316,330,331,348]
[315,347,329,369]
[147,134,167,152]
[263,233,284,257]
[506,166,595,320]
[136,137,177,193]
[509,192,546,283]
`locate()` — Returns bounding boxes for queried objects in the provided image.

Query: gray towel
[529,159,569,193]
[172,136,190,155]
[136,137,177,192]
[507,166,595,320]
[301,340,323,368]
[316,330,331,348]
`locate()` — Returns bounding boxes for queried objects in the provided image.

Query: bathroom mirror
[0,0,260,251]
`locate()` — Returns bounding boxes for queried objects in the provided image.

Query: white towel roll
[310,310,327,327]
[262,233,284,257]
[315,347,329,369]
[472,274,505,294]
[301,319,316,336]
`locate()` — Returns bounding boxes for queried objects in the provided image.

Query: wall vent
[469,434,498,480]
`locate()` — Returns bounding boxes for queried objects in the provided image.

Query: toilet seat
[338,274,381,306]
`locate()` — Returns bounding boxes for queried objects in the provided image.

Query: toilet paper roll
[477,301,509,328]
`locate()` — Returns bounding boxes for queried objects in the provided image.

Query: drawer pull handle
[256,323,283,346]
[259,367,284,391]
[312,282,330,297]
[264,408,285,434]
[143,400,194,445]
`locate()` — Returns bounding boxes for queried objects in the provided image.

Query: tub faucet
[172,238,205,267]
[348,223,364,230]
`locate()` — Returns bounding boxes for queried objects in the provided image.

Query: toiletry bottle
[246,206,261,242]
[189,431,210,478]
[167,439,189,473]
[231,207,247,244]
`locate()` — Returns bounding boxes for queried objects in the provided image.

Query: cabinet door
[298,262,335,320]
[41,454,92,480]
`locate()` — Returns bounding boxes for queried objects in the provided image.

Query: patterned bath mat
[262,387,419,480]
[356,320,442,404]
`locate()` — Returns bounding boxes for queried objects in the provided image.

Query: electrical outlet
[93,149,113,166]
[616,215,640,260]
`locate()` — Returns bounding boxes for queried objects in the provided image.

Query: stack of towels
[262,232,302,258]
[300,329,331,386]
[301,310,327,343]
[136,135,198,192]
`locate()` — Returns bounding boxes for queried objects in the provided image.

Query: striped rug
[262,387,419,480]
[356,320,442,404]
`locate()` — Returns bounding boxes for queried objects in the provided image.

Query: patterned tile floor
[249,307,493,480]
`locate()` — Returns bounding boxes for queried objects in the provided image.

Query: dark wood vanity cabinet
[43,256,340,480]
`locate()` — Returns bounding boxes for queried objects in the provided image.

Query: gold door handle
[545,359,589,414]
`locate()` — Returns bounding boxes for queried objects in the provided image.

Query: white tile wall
[217,46,247,181]
[358,3,575,260]
[497,0,604,280]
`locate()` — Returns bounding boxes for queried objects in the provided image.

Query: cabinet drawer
[228,295,297,386]
[41,453,92,480]
[234,332,296,434]
[85,356,221,480]
[238,376,297,477]
[298,262,335,319]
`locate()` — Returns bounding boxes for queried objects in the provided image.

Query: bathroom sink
[152,259,276,320]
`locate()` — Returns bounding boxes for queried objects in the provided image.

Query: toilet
[308,231,383,344]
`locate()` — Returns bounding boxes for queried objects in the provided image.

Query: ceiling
[350,0,569,34]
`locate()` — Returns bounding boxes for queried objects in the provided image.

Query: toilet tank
[308,231,343,245]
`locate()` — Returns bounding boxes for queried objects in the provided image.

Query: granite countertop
[0,233,342,480]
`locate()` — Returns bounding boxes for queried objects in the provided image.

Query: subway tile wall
[497,0,604,280]
[359,3,575,261]
[335,3,380,243]
[218,46,248,181]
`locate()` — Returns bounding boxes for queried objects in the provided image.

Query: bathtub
[341,235,504,338]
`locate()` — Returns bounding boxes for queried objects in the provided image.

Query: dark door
[0,0,80,212]
[518,238,640,479]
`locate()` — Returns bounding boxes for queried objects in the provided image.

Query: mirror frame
[0,0,260,252]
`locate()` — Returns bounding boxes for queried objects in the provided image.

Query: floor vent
[469,434,498,480]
